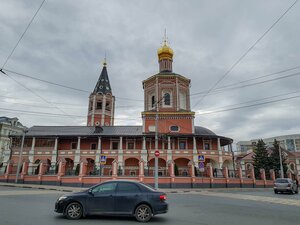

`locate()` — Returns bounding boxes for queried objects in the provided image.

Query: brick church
[1,39,235,187]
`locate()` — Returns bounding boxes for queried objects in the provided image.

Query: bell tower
[87,59,115,126]
[142,38,195,134]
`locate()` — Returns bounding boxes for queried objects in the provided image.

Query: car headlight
[58,196,67,201]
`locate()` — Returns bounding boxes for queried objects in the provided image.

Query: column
[118,136,124,174]
[28,137,35,174]
[51,138,58,167]
[95,137,101,165]
[141,137,147,163]
[217,138,223,169]
[74,137,81,169]
[101,95,106,126]
[193,136,198,168]
[91,95,96,125]
[167,136,172,162]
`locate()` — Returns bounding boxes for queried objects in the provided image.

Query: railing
[212,169,224,178]
[44,165,58,175]
[144,167,168,177]
[65,169,78,176]
[228,170,239,178]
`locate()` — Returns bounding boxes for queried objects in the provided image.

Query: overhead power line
[192,0,298,108]
[190,66,300,96]
[1,0,46,70]
[197,94,300,116]
[191,71,300,98]
[204,90,300,111]
[3,69,143,102]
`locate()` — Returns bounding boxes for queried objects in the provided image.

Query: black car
[55,180,168,222]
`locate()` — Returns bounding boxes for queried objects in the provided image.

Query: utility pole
[15,128,28,183]
[154,99,159,189]
[279,146,284,178]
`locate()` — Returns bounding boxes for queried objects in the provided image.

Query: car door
[87,182,117,213]
[114,182,142,214]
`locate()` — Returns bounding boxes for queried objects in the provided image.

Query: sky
[0,0,300,146]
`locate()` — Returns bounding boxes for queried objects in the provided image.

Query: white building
[0,117,26,167]
[237,134,300,154]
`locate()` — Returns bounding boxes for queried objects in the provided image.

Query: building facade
[0,117,26,168]
[1,41,240,188]
[237,134,300,154]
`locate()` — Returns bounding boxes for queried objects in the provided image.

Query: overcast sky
[1,0,300,145]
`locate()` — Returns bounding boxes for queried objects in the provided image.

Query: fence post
[260,168,266,187]
[269,169,275,181]
[112,160,118,179]
[250,165,256,187]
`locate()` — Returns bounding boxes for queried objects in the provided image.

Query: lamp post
[15,128,28,183]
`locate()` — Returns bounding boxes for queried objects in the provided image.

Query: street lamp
[15,128,28,183]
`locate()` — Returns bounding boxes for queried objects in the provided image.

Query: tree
[269,139,287,178]
[174,164,179,176]
[252,139,271,178]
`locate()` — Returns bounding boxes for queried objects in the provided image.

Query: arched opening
[151,96,155,108]
[65,158,74,175]
[102,158,114,176]
[124,158,139,176]
[174,158,190,176]
[86,158,95,175]
[223,160,236,178]
[34,159,40,175]
[147,158,167,176]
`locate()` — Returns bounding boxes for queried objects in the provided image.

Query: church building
[1,39,234,188]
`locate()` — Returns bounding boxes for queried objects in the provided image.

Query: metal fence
[44,165,58,175]
[144,167,168,177]
[213,169,224,178]
[228,170,239,178]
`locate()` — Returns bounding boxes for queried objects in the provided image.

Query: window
[164,93,171,106]
[96,101,102,109]
[71,142,77,149]
[106,102,111,111]
[89,101,93,110]
[151,96,155,108]
[35,139,55,147]
[179,92,187,110]
[117,182,140,193]
[112,142,119,150]
[91,143,97,150]
[92,182,117,194]
[170,125,179,132]
[127,142,134,150]
[179,141,186,150]
[204,143,210,150]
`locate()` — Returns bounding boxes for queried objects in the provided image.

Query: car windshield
[275,179,289,183]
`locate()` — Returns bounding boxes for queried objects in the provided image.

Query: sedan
[274,178,298,194]
[55,180,168,222]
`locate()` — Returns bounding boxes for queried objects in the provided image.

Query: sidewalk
[0,182,271,193]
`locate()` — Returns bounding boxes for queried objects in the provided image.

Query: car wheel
[274,190,278,194]
[295,189,299,194]
[65,202,83,220]
[135,204,152,222]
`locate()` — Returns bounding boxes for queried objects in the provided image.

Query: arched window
[151,96,155,108]
[164,93,171,106]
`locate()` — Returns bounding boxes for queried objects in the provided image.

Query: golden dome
[157,41,174,61]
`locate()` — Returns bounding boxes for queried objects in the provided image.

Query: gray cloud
[0,0,299,146]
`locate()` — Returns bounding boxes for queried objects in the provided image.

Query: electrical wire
[192,0,298,108]
[1,0,46,70]
[196,94,300,116]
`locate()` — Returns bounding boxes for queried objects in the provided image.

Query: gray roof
[21,125,224,138]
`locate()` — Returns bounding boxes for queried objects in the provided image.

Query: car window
[275,179,289,183]
[92,182,117,194]
[117,182,141,193]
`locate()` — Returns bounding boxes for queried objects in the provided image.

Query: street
[0,186,299,225]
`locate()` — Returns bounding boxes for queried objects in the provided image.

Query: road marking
[185,191,300,207]
[0,190,63,196]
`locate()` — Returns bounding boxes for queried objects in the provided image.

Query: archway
[34,159,40,175]
[65,158,74,175]
[102,158,114,176]
[174,158,190,176]
[147,158,167,176]
[86,158,95,175]
[124,158,139,176]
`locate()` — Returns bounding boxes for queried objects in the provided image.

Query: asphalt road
[0,186,299,225]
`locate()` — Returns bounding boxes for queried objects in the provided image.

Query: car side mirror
[88,189,94,195]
